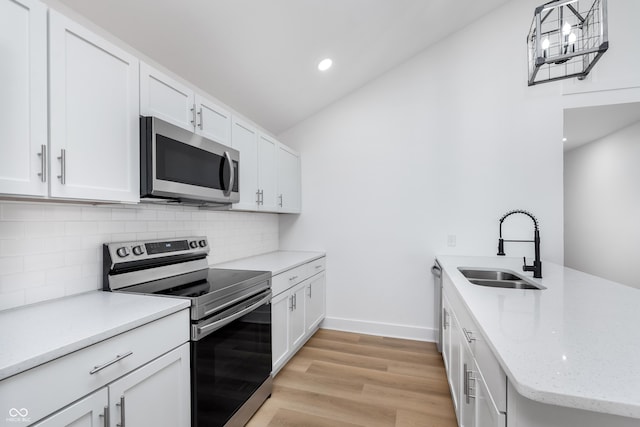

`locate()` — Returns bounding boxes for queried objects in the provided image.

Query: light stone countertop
[213,250,325,275]
[0,291,189,381]
[436,255,640,419]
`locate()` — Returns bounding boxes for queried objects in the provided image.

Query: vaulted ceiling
[56,0,511,134]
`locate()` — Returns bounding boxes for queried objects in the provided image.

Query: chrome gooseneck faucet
[497,210,542,278]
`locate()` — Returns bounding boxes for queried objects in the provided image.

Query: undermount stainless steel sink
[458,268,544,290]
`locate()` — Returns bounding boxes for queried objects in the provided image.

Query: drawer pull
[89,351,133,374]
[314,265,322,269]
[462,328,475,343]
[289,275,299,281]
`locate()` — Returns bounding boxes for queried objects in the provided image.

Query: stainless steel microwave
[140,116,239,205]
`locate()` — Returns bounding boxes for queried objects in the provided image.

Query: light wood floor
[247,329,457,427]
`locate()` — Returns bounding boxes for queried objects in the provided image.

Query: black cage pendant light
[527,0,609,86]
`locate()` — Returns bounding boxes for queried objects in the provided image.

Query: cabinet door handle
[289,296,294,311]
[57,149,66,184]
[462,328,475,343]
[38,145,47,182]
[99,405,109,427]
[260,189,264,205]
[308,285,312,298]
[466,368,476,403]
[278,194,283,207]
[293,293,297,310]
[198,107,203,129]
[463,363,468,398]
[89,351,134,374]
[443,308,449,329]
[116,395,125,427]
[256,190,261,205]
[190,105,196,125]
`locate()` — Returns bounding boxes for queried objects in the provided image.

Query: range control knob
[198,240,207,248]
[116,247,130,258]
[189,241,198,249]
[132,245,144,256]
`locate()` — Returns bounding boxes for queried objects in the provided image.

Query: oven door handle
[194,291,271,340]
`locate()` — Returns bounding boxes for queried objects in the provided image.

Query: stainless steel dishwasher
[431,260,442,353]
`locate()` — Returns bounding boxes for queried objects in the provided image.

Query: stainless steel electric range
[103,236,272,427]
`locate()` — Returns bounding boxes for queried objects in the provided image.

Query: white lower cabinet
[32,344,189,427]
[474,369,506,427]
[2,309,190,427]
[305,272,326,334]
[271,256,326,375]
[107,343,190,427]
[442,272,506,427]
[271,291,292,370]
[32,389,108,427]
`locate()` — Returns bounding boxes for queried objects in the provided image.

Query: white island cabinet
[437,255,640,427]
[0,291,191,427]
[214,251,326,374]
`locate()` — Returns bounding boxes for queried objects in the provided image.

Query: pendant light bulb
[568,32,577,44]
[562,21,572,35]
[541,38,550,50]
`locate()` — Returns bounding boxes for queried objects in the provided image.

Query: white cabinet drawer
[272,264,308,296]
[0,309,188,425]
[306,257,326,276]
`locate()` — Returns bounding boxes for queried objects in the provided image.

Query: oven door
[141,116,239,203]
[191,290,272,427]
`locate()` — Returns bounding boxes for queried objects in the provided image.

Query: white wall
[277,0,640,340]
[0,201,278,310]
[564,121,640,288]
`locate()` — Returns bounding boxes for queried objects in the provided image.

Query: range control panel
[105,236,209,265]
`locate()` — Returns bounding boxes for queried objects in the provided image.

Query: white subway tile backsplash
[24,253,66,272]
[0,222,26,239]
[45,205,83,221]
[124,221,147,233]
[2,203,44,221]
[111,208,137,221]
[0,201,279,311]
[81,207,111,221]
[0,290,26,311]
[0,256,24,276]
[24,221,66,238]
[0,271,46,293]
[25,284,65,305]
[65,221,100,236]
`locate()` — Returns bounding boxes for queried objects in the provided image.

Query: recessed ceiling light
[318,58,333,71]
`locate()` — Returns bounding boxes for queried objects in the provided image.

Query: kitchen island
[437,255,639,427]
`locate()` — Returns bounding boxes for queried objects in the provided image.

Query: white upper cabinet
[231,116,260,210]
[0,0,47,197]
[140,63,231,145]
[231,116,300,213]
[257,133,278,211]
[195,94,231,145]
[276,143,301,213]
[140,62,195,131]
[49,10,139,202]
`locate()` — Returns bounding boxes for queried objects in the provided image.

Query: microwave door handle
[223,151,234,197]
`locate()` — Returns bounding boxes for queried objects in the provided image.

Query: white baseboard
[321,316,436,342]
